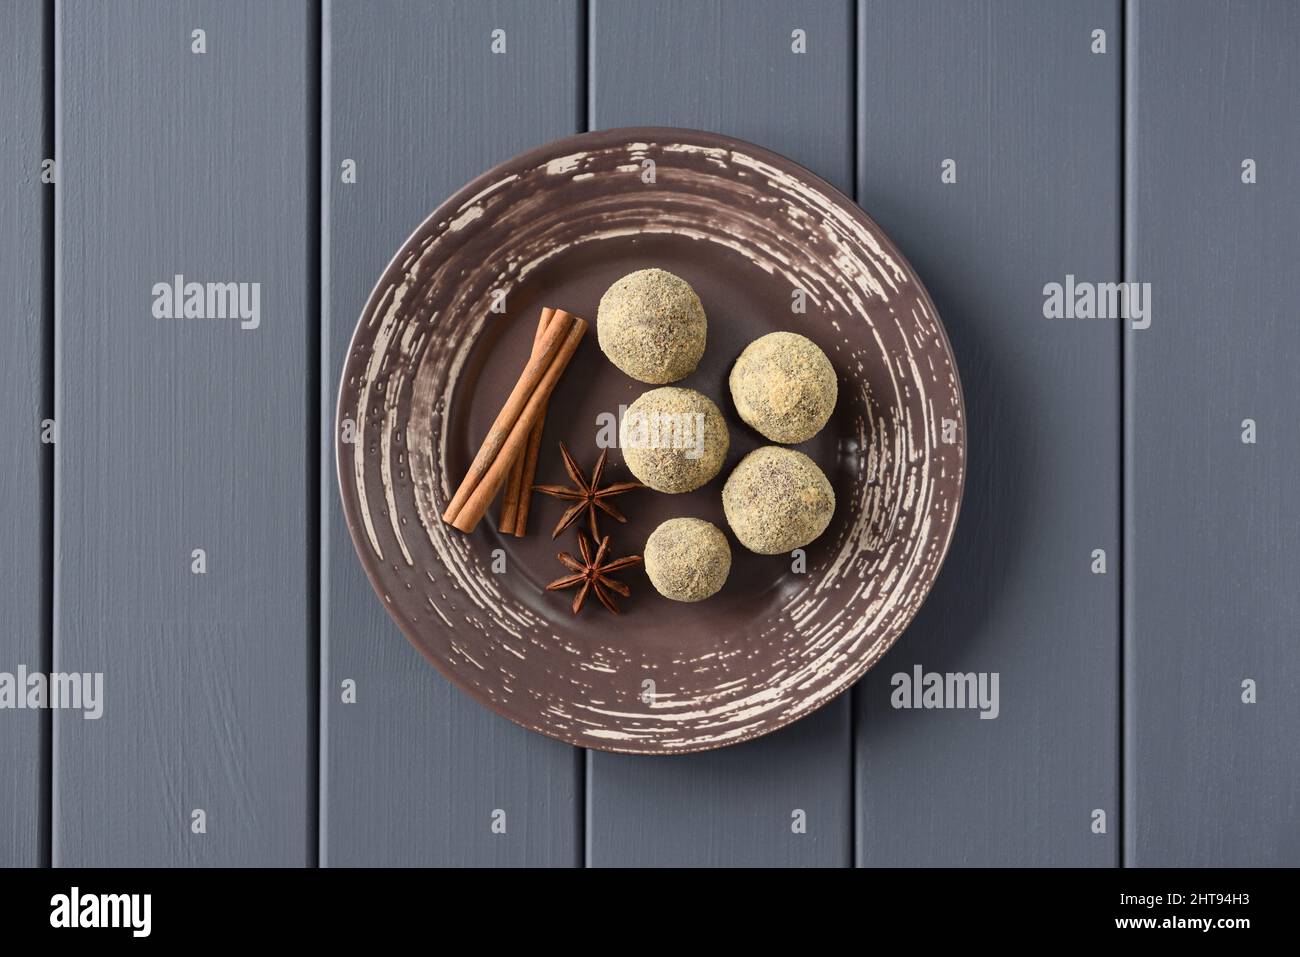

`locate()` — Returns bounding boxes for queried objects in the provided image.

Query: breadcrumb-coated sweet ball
[620,387,729,493]
[644,517,731,602]
[597,268,707,384]
[722,446,834,554]
[729,331,837,443]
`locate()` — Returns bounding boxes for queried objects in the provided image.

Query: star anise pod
[533,442,642,540]
[547,529,642,615]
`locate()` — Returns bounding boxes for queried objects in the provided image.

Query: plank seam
[40,0,55,870]
[1120,0,1134,870]
[49,0,62,868]
[309,0,324,870]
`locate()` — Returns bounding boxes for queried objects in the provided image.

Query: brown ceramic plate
[336,127,965,754]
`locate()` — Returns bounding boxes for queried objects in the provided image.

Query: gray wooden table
[1,0,1296,868]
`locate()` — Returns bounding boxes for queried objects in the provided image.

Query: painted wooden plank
[1125,0,1300,866]
[0,0,50,867]
[53,0,313,865]
[587,0,854,867]
[322,0,583,867]
[854,0,1121,866]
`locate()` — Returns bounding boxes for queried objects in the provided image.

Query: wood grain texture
[0,0,49,867]
[54,0,313,865]
[322,0,582,866]
[5,0,1288,870]
[855,0,1121,866]
[1125,0,1300,866]
[587,0,854,865]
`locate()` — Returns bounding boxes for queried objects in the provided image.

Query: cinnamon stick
[497,450,526,533]
[442,311,572,524]
[444,310,586,533]
[512,312,557,536]
[498,308,556,533]
[513,413,546,536]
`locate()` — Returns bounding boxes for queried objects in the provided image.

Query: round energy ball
[722,447,835,554]
[729,331,837,443]
[644,518,732,602]
[597,268,707,384]
[620,387,729,493]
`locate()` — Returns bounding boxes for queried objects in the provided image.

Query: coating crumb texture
[729,331,837,443]
[620,387,729,493]
[644,517,732,602]
[722,446,835,554]
[597,268,707,384]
